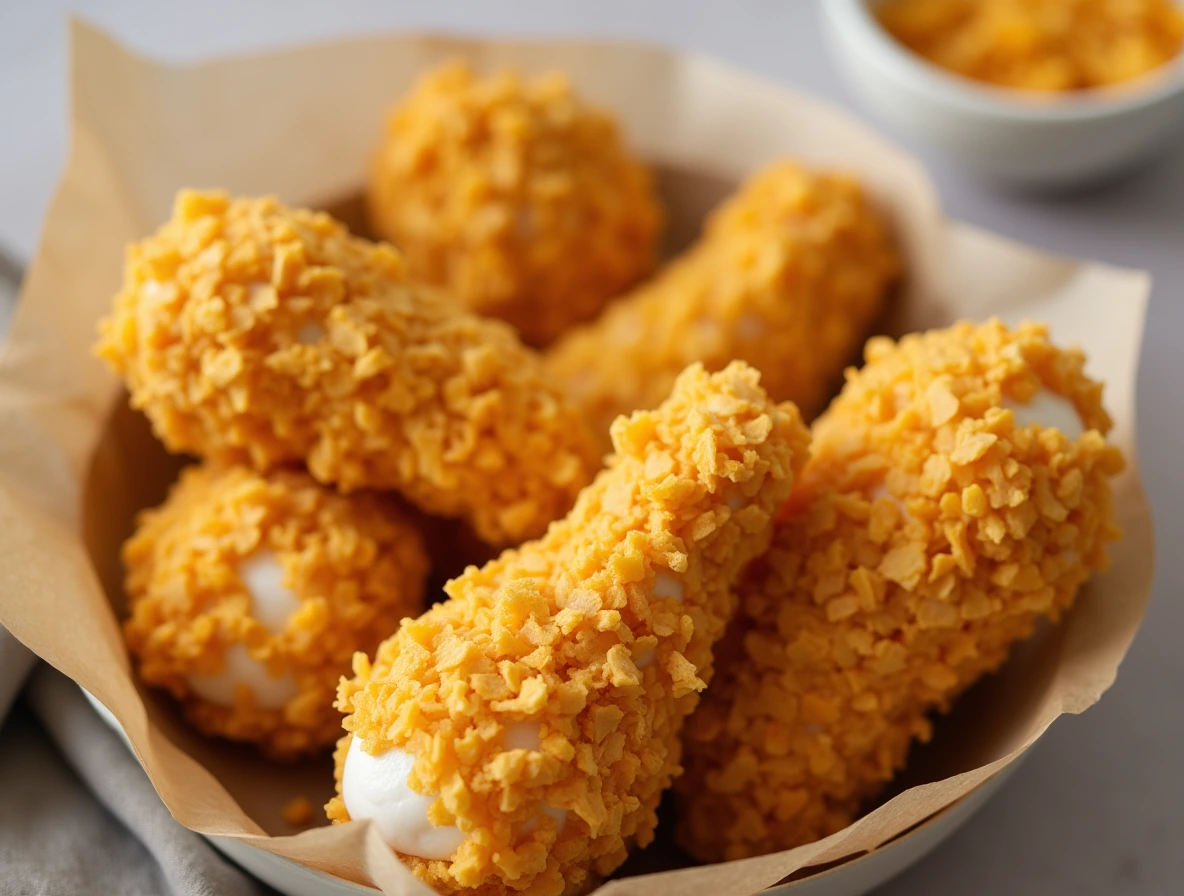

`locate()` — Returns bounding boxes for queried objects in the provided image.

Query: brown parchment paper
[0,20,1153,896]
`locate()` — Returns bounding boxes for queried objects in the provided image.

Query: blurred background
[0,3,1181,895]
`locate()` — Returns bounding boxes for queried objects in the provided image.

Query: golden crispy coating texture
[369,62,663,347]
[95,191,600,546]
[327,362,809,895]
[123,463,429,759]
[877,0,1184,91]
[676,321,1125,861]
[545,161,900,445]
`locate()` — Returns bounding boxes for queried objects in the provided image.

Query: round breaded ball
[368,61,663,347]
[122,463,430,759]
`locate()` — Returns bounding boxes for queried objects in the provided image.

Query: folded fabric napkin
[0,658,268,896]
[0,255,266,895]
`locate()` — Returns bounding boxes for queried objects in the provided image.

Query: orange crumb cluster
[545,161,899,445]
[96,191,600,547]
[327,363,809,895]
[369,62,663,347]
[676,321,1125,861]
[123,463,429,759]
[877,0,1184,91]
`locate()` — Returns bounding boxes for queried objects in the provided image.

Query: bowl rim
[825,0,1184,122]
[79,684,1025,896]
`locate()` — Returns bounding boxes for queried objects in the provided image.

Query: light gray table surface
[0,2,1180,895]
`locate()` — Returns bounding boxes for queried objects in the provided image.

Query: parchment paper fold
[0,21,1153,896]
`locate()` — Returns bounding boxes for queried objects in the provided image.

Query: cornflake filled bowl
[0,21,1154,896]
[824,0,1184,188]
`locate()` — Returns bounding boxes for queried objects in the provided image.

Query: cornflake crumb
[877,0,1184,91]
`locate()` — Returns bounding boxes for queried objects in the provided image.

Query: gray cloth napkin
[0,660,268,896]
[0,628,36,720]
[1,255,266,895]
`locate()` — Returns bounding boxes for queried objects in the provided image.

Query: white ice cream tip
[342,726,572,858]
[653,571,684,603]
[238,549,301,634]
[503,722,542,751]
[187,643,298,710]
[499,723,568,831]
[521,802,568,836]
[1003,389,1083,440]
[341,737,466,860]
[869,484,906,509]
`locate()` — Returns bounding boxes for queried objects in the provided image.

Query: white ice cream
[238,550,302,634]
[1003,390,1083,440]
[185,551,301,709]
[869,484,905,509]
[499,724,568,835]
[503,721,543,751]
[653,571,684,603]
[638,572,682,667]
[187,643,298,710]
[341,737,467,860]
[522,803,569,835]
[342,721,571,858]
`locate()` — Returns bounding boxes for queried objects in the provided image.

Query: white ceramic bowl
[823,0,1184,188]
[82,686,1019,896]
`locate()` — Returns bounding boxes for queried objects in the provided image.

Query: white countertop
[1,2,1181,894]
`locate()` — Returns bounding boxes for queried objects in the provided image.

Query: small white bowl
[823,0,1184,188]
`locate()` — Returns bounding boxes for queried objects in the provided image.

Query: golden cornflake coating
[676,320,1125,861]
[545,161,899,445]
[123,463,429,759]
[877,0,1184,91]
[95,191,601,546]
[369,62,663,347]
[327,362,809,895]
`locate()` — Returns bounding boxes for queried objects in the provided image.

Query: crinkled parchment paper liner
[0,21,1153,896]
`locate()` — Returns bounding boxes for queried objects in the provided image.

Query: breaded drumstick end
[676,320,1125,861]
[327,361,810,895]
[96,191,601,546]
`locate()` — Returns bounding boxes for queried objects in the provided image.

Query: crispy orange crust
[676,320,1125,861]
[877,0,1184,91]
[95,191,601,546]
[327,362,809,895]
[122,463,429,759]
[545,161,899,445]
[369,62,663,347]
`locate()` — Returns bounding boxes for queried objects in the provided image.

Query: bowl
[823,0,1184,188]
[82,686,1021,896]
